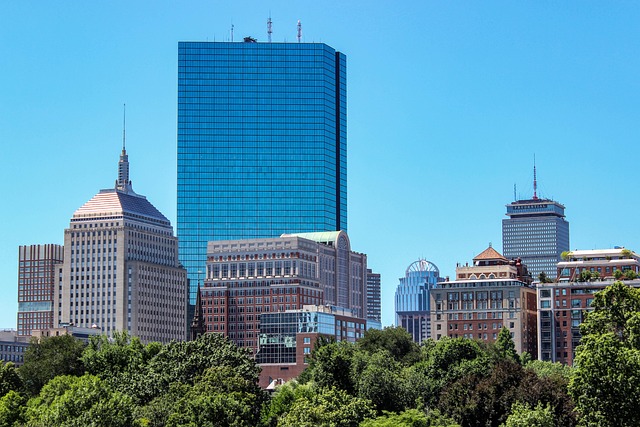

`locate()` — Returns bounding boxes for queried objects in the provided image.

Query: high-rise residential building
[192,231,366,352]
[17,244,64,337]
[177,40,347,303]
[366,269,381,322]
[395,259,442,344]
[502,168,569,280]
[432,246,537,355]
[537,247,640,364]
[55,146,188,343]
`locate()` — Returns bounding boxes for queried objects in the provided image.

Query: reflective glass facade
[395,260,442,343]
[177,41,347,302]
[502,199,569,280]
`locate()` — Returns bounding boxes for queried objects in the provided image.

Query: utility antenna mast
[514,183,517,201]
[122,103,126,150]
[231,24,234,42]
[267,16,273,42]
[532,154,538,200]
[297,20,302,42]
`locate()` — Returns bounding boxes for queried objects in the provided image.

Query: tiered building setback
[55,146,188,343]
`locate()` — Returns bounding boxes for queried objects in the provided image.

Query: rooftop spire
[116,104,133,193]
[532,154,538,200]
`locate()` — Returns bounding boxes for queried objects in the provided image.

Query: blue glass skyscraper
[177,40,347,302]
[395,259,442,344]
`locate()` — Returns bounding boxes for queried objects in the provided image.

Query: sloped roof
[73,189,170,226]
[473,246,507,262]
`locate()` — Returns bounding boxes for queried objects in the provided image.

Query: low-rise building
[0,330,29,366]
[255,305,377,388]
[431,246,537,355]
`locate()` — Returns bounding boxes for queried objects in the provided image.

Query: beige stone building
[431,246,537,355]
[55,146,187,343]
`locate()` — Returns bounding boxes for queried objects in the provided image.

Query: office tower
[366,269,381,322]
[432,246,537,355]
[193,231,366,351]
[538,248,640,364]
[502,167,569,280]
[55,146,188,343]
[177,40,347,303]
[16,244,63,336]
[395,259,442,344]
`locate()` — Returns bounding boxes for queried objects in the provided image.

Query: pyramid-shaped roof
[73,189,170,227]
[473,246,508,262]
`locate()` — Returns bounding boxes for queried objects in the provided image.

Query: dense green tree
[407,338,491,408]
[304,341,356,393]
[524,360,572,381]
[162,366,267,427]
[493,328,519,363]
[260,381,315,427]
[501,402,553,427]
[134,333,260,403]
[351,350,407,413]
[19,335,85,395]
[569,282,640,426]
[0,390,26,427]
[356,327,422,365]
[278,386,375,427]
[24,374,136,427]
[438,360,526,427]
[360,408,460,427]
[0,363,21,398]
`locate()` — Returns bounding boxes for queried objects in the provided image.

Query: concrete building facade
[431,247,537,355]
[55,146,187,343]
[503,193,569,280]
[366,269,381,322]
[17,244,64,337]
[195,231,366,352]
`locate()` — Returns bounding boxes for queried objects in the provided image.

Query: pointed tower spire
[532,154,538,200]
[116,104,133,193]
[190,282,206,340]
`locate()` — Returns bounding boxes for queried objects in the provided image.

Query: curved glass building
[395,259,441,343]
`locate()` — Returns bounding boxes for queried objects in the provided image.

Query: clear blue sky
[1,1,639,329]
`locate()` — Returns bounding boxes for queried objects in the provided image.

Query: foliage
[0,390,26,427]
[25,374,136,427]
[260,381,315,427]
[569,281,640,426]
[351,350,407,413]
[493,328,518,363]
[162,366,267,427]
[624,269,638,280]
[360,408,460,427]
[19,335,85,396]
[304,341,357,393]
[537,272,552,284]
[0,363,21,398]
[356,327,422,365]
[525,360,572,381]
[621,249,633,259]
[578,270,600,282]
[278,386,375,427]
[501,402,553,427]
[132,333,259,404]
[408,338,491,408]
[614,269,624,280]
[561,251,573,261]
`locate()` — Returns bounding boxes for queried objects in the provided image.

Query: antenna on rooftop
[533,154,538,200]
[122,104,126,151]
[231,23,234,42]
[267,16,273,43]
[513,183,517,201]
[297,20,302,42]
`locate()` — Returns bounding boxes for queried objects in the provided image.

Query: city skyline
[2,2,640,329]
